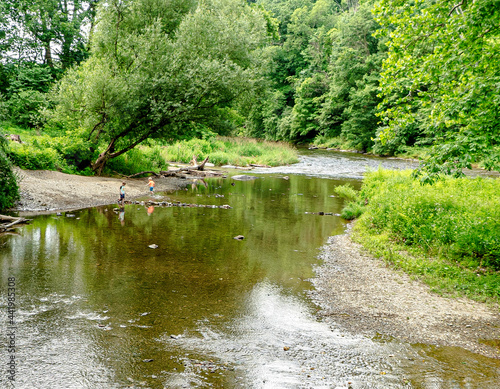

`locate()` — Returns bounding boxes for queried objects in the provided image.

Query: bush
[105,146,169,176]
[358,169,500,269]
[341,202,364,220]
[8,142,63,170]
[334,184,358,201]
[0,135,19,210]
[5,130,96,174]
[7,89,48,128]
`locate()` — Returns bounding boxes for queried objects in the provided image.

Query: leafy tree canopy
[49,0,273,174]
[374,0,500,181]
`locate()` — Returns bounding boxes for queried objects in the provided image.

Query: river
[1,150,499,388]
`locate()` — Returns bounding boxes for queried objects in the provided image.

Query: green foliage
[245,0,339,142]
[8,142,62,171]
[358,170,500,270]
[320,2,386,152]
[50,0,272,174]
[7,90,48,128]
[0,133,19,210]
[334,183,365,220]
[2,0,93,69]
[161,137,298,166]
[334,183,358,201]
[340,201,364,220]
[374,0,500,179]
[247,0,387,152]
[0,65,54,128]
[5,130,96,174]
[311,135,350,150]
[105,146,169,176]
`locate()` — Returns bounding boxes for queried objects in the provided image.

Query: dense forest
[0,0,499,187]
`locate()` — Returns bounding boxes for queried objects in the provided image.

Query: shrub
[358,169,500,269]
[105,146,169,176]
[0,135,19,210]
[8,142,63,171]
[4,129,97,174]
[334,184,358,201]
[335,184,365,220]
[7,89,48,128]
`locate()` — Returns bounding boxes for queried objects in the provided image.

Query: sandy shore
[12,168,187,214]
[310,226,500,359]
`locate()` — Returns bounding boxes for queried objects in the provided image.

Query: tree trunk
[91,152,110,176]
[44,41,53,68]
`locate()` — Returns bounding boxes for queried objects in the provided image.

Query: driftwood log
[0,214,31,233]
[126,156,224,179]
[125,171,162,178]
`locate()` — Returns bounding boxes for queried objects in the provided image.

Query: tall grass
[347,169,500,303]
[162,137,298,166]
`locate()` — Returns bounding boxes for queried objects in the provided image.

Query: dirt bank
[12,168,187,214]
[310,226,500,360]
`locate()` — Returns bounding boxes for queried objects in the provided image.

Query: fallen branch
[0,215,24,222]
[196,156,210,171]
[126,171,161,178]
[0,214,31,233]
[186,155,210,171]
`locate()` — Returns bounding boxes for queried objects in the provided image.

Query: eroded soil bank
[310,226,500,359]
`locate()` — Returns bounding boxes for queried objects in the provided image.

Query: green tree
[4,65,53,127]
[246,0,339,141]
[320,3,386,151]
[4,0,96,68]
[374,0,500,180]
[49,0,271,174]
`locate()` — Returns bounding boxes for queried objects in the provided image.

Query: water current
[1,150,499,388]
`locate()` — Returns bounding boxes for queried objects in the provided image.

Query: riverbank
[311,225,500,360]
[11,168,188,214]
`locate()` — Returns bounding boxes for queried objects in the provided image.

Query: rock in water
[232,175,259,181]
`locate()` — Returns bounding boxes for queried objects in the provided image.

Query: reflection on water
[163,282,409,388]
[1,152,499,388]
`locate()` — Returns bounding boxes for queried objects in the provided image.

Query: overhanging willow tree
[49,0,270,174]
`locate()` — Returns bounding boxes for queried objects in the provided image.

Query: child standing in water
[119,182,126,205]
[148,177,155,194]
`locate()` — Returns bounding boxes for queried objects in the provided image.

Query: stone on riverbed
[232,175,259,181]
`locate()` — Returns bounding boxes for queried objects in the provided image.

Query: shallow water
[1,151,499,388]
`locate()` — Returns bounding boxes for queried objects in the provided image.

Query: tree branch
[448,2,464,17]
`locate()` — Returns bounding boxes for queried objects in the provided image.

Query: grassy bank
[342,169,500,304]
[1,123,298,176]
[160,137,298,167]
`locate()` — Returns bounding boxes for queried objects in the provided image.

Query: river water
[1,150,499,388]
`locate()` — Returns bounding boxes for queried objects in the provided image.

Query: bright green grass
[350,169,500,304]
[161,137,298,167]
